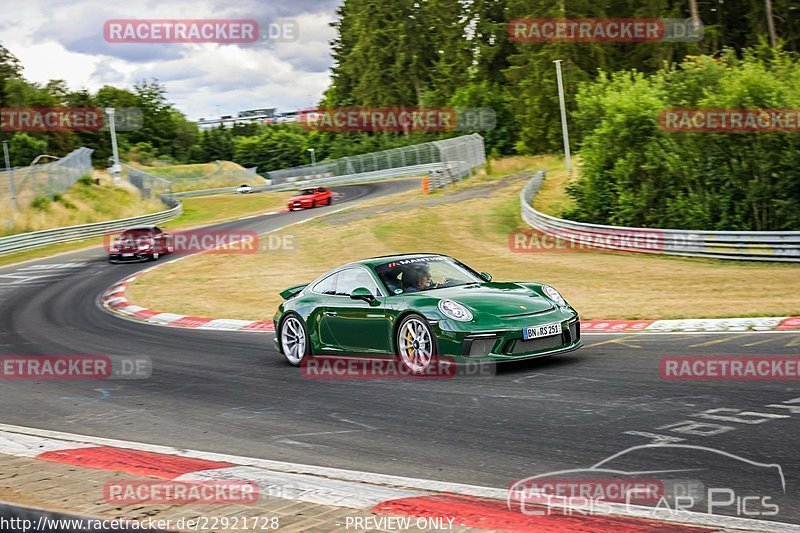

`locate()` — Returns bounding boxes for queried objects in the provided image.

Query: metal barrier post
[2,141,17,215]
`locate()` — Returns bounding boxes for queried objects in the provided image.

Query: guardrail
[0,201,182,257]
[521,171,800,262]
[0,163,437,256]
[424,161,473,191]
[0,141,482,257]
[173,163,443,198]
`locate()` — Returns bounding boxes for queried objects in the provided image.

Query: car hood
[288,195,313,202]
[423,282,555,317]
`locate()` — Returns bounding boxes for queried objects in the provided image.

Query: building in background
[197,107,318,130]
[197,108,276,130]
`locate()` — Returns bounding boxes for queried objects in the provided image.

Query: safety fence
[122,162,263,198]
[173,163,443,198]
[123,164,173,201]
[521,171,800,262]
[0,136,488,256]
[266,134,485,185]
[0,147,93,221]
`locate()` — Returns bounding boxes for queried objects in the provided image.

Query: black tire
[395,314,438,375]
[278,313,311,367]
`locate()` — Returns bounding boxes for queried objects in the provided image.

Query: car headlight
[542,285,567,306]
[438,300,473,322]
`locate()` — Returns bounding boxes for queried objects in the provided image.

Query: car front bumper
[431,313,582,363]
[108,253,152,263]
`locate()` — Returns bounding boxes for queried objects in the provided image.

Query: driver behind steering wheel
[403,264,444,293]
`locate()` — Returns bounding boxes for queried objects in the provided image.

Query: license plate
[523,322,562,340]
[294,202,301,206]
[122,253,134,257]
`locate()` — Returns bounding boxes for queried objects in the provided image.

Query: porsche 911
[274,254,581,373]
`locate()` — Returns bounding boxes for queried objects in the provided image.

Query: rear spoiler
[280,284,308,300]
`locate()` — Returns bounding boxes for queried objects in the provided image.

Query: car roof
[348,253,450,269]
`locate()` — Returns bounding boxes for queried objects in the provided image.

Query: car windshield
[114,230,152,247]
[300,189,315,195]
[119,230,152,240]
[374,256,481,295]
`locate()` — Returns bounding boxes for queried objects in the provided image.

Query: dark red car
[287,187,332,211]
[107,225,173,263]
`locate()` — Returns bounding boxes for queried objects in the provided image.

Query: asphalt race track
[0,180,798,526]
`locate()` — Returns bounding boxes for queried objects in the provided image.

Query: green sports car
[273,254,581,373]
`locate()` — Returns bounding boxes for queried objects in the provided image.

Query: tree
[0,44,21,111]
[566,48,800,231]
[233,126,307,173]
[200,127,235,161]
[9,133,47,167]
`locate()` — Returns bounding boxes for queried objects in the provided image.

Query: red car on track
[107,225,173,263]
[287,187,332,211]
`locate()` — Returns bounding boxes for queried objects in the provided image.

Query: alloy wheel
[281,316,307,365]
[398,317,433,373]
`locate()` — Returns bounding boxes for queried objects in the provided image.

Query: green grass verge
[127,155,800,321]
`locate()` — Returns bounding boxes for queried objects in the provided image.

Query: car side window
[335,268,380,296]
[312,273,339,295]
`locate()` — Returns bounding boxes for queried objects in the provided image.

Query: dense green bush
[76,175,95,186]
[566,48,800,231]
[30,195,51,211]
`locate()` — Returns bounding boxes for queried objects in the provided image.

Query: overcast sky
[1,0,341,120]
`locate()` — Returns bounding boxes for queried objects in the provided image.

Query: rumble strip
[3,423,789,532]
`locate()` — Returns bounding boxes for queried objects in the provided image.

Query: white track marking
[0,424,798,530]
[0,431,95,457]
[176,467,424,507]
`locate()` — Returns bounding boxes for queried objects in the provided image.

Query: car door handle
[324,311,337,317]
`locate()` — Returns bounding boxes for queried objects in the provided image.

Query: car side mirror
[479,272,492,282]
[350,287,377,304]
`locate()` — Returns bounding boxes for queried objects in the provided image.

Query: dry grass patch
[128,174,799,321]
[164,192,296,230]
[1,172,164,237]
[531,158,579,216]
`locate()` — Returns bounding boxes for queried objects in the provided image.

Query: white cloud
[1,0,338,119]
